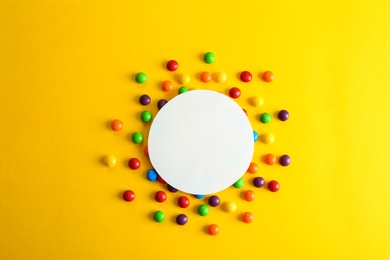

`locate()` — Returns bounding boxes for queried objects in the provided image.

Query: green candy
[233,178,244,188]
[132,132,143,144]
[140,110,152,123]
[135,72,147,84]
[260,113,271,124]
[178,86,189,94]
[153,210,165,223]
[198,204,210,216]
[204,52,215,64]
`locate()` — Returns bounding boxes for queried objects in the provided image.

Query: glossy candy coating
[166,60,178,71]
[178,86,189,94]
[244,190,256,202]
[242,212,254,223]
[155,191,167,203]
[268,180,280,192]
[208,196,220,207]
[278,109,289,121]
[198,204,210,216]
[233,178,244,188]
[167,184,178,193]
[194,194,205,199]
[132,132,143,144]
[154,211,165,223]
[178,74,190,85]
[262,71,274,82]
[178,196,190,208]
[263,133,275,144]
[264,153,277,165]
[161,80,173,92]
[104,155,117,167]
[253,131,258,142]
[214,72,227,83]
[252,97,264,107]
[139,94,151,106]
[200,71,212,83]
[279,154,291,166]
[176,214,188,225]
[135,72,147,84]
[247,162,258,174]
[253,177,265,188]
[224,202,237,213]
[147,169,158,182]
[229,87,241,99]
[208,224,220,236]
[140,110,152,123]
[111,119,123,131]
[128,158,140,170]
[157,99,168,110]
[123,190,135,202]
[204,52,215,64]
[260,113,271,124]
[240,71,252,82]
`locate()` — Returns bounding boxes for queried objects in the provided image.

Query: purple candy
[176,214,188,225]
[157,99,168,110]
[253,177,265,188]
[208,195,220,207]
[139,94,151,106]
[167,184,178,193]
[278,109,289,121]
[279,154,291,167]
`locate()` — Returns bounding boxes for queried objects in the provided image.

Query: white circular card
[148,90,254,195]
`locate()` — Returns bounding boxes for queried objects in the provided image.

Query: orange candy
[208,224,220,236]
[161,80,173,92]
[264,153,277,165]
[262,71,274,82]
[247,162,258,174]
[200,71,212,83]
[242,212,254,223]
[111,119,123,131]
[244,190,256,202]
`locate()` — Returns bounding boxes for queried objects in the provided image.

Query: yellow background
[1,1,390,259]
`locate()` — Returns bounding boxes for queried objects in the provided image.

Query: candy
[166,60,178,71]
[242,212,254,223]
[214,72,227,83]
[144,146,149,157]
[251,97,264,107]
[200,71,212,83]
[135,72,147,84]
[243,109,248,116]
[244,190,256,202]
[162,80,173,92]
[111,119,123,131]
[208,195,220,207]
[132,132,143,144]
[268,180,280,192]
[128,158,140,170]
[253,131,258,142]
[240,71,252,82]
[157,99,168,110]
[204,52,215,64]
[176,214,188,225]
[262,71,274,82]
[263,133,275,144]
[247,162,258,174]
[208,224,220,236]
[103,155,117,167]
[153,210,165,223]
[140,110,153,123]
[155,191,167,203]
[198,204,210,216]
[139,94,151,106]
[178,86,189,94]
[229,87,241,99]
[224,202,237,213]
[167,184,178,193]
[260,113,271,124]
[178,74,190,85]
[147,169,158,182]
[123,190,135,202]
[178,196,190,208]
[278,109,289,121]
[157,175,166,184]
[194,194,205,199]
[264,153,276,165]
[253,177,265,188]
[279,154,291,167]
[233,178,244,188]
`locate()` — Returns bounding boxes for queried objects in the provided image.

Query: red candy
[128,158,140,170]
[178,196,190,208]
[166,60,178,71]
[155,191,167,203]
[268,180,280,192]
[144,146,149,157]
[243,109,248,116]
[111,119,123,131]
[123,190,135,202]
[240,71,252,82]
[157,175,166,184]
[229,87,241,99]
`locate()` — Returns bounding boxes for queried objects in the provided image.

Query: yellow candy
[263,133,275,144]
[104,155,117,167]
[178,74,190,85]
[252,97,264,107]
[224,202,237,213]
[214,72,227,83]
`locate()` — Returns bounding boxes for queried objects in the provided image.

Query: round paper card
[148,90,254,195]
